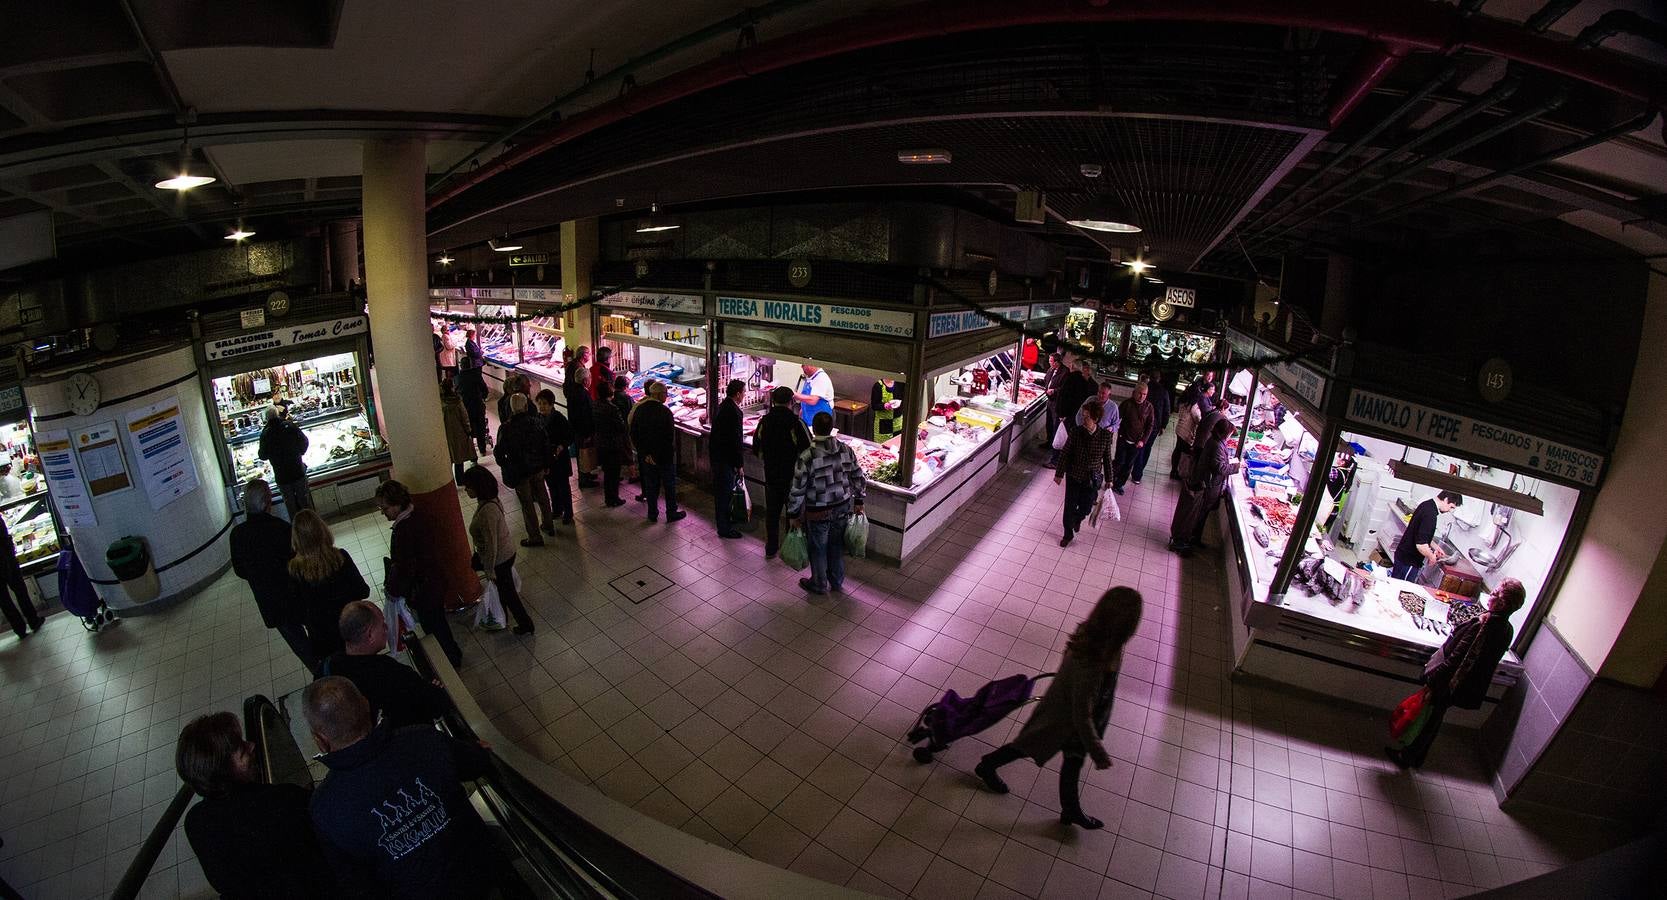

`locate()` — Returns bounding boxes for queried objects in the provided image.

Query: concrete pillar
[561,218,598,357]
[327,219,362,291]
[361,137,480,609]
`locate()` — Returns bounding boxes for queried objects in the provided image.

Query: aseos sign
[206,315,368,361]
[1344,389,1603,487]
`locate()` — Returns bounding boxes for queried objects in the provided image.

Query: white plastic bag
[474,577,506,631]
[1052,422,1070,450]
[1102,488,1122,523]
[383,595,418,654]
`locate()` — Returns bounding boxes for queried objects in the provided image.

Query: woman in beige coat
[975,586,1143,828]
[440,379,476,484]
[460,466,534,635]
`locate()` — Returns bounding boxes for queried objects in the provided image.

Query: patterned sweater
[786,436,866,515]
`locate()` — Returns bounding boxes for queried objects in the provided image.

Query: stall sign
[513,287,561,303]
[1029,302,1068,320]
[468,287,515,300]
[1262,359,1326,411]
[603,291,705,316]
[1344,389,1603,487]
[205,315,369,361]
[928,305,1029,338]
[1164,287,1197,309]
[36,430,96,527]
[240,308,266,329]
[0,386,22,417]
[716,296,915,338]
[430,288,468,300]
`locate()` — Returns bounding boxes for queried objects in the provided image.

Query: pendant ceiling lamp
[1066,194,1140,233]
[489,234,523,252]
[155,113,216,191]
[635,201,680,233]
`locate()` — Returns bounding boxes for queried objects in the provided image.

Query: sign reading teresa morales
[716,296,914,338]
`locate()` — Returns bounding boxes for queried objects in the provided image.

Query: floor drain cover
[608,565,674,604]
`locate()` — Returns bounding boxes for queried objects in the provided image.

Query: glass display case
[518,311,565,386]
[1124,324,1218,383]
[210,351,385,489]
[476,304,520,365]
[1065,306,1097,345]
[0,420,59,566]
[599,310,709,432]
[1016,337,1050,409]
[914,349,1022,487]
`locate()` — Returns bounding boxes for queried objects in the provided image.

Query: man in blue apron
[794,364,835,429]
[871,378,905,442]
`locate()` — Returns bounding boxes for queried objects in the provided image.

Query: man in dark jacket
[1049,359,1097,465]
[711,379,746,539]
[630,380,683,523]
[375,480,463,670]
[323,601,447,730]
[754,386,811,558]
[494,393,554,547]
[229,480,310,671]
[257,402,312,518]
[455,364,490,455]
[304,677,507,899]
[1110,382,1154,494]
[177,712,333,899]
[0,516,43,640]
[1131,370,1172,484]
[535,390,574,524]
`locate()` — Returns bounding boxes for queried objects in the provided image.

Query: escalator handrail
[109,782,194,900]
[408,636,871,900]
[244,694,279,784]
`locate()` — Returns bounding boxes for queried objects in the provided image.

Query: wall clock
[68,372,101,416]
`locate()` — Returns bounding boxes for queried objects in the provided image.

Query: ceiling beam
[0,50,152,79]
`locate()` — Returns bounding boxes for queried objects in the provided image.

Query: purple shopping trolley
[906,671,1053,763]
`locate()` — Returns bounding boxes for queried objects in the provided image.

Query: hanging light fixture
[635,201,680,233]
[437,252,454,266]
[489,234,523,252]
[155,113,216,191]
[223,224,255,241]
[1122,260,1153,274]
[1066,194,1140,233]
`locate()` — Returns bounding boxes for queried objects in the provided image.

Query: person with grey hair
[258,402,312,517]
[229,479,310,671]
[630,379,684,523]
[305,677,506,899]
[321,601,447,730]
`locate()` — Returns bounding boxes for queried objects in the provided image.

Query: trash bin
[105,536,160,604]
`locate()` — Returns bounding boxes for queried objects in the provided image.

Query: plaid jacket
[786,436,866,514]
[1056,424,1115,484]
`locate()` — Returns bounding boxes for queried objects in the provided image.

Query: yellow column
[361,137,480,607]
[561,218,598,356]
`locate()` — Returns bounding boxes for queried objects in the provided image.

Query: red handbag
[1389,688,1429,743]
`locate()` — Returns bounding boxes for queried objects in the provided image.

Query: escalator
[115,636,864,899]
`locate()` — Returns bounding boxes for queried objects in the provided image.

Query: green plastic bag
[780,527,810,571]
[844,513,869,558]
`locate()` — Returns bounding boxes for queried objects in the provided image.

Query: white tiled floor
[0,429,1628,899]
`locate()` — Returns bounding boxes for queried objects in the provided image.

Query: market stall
[199,302,389,517]
[513,287,567,399]
[595,292,710,435]
[1216,328,1597,716]
[1014,302,1069,445]
[0,382,62,595]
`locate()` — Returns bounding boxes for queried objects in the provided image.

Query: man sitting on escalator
[305,677,510,899]
[176,712,333,899]
[323,600,449,730]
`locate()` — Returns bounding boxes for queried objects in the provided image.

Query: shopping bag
[844,512,869,557]
[578,446,598,473]
[1052,422,1070,450]
[730,477,753,525]
[1102,488,1121,522]
[474,577,507,631]
[383,595,419,654]
[1389,688,1430,745]
[781,527,810,570]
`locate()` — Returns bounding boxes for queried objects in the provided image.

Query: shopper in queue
[229,480,307,668]
[754,385,811,559]
[592,378,629,508]
[376,480,464,670]
[176,712,333,899]
[611,374,637,487]
[631,380,685,523]
[1169,381,1213,479]
[494,392,555,547]
[1049,357,1096,465]
[534,389,575,525]
[1074,380,1121,433]
[1169,416,1239,555]
[1131,368,1172,484]
[258,400,312,517]
[0,514,42,640]
[1391,490,1463,581]
[565,365,597,489]
[495,371,531,426]
[288,509,371,664]
[786,411,865,594]
[305,677,508,899]
[1109,381,1154,495]
[592,345,616,400]
[1389,578,1525,769]
[455,348,490,455]
[324,601,449,729]
[1054,397,1115,548]
[440,379,476,485]
[712,379,747,539]
[460,466,536,635]
[975,586,1143,830]
[1040,352,1065,448]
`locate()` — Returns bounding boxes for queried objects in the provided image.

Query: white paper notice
[36,430,96,527]
[75,421,133,496]
[124,399,200,511]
